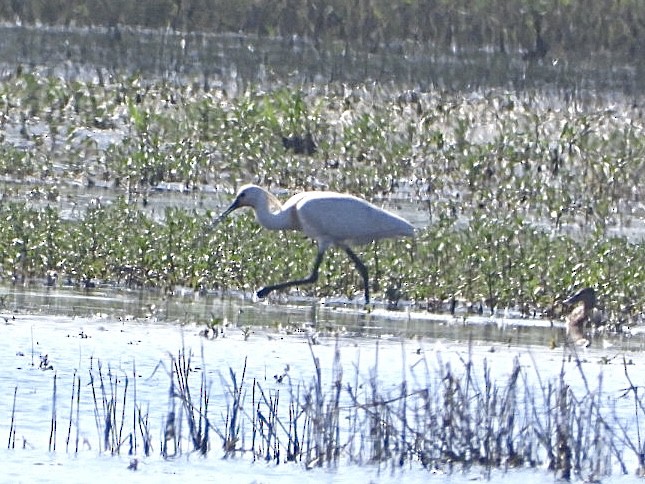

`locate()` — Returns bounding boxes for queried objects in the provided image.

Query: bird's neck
[254,195,293,231]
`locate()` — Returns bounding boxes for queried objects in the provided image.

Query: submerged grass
[7,340,645,481]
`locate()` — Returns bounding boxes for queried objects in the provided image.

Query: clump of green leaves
[0,71,642,319]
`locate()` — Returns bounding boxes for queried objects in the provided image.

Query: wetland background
[0,1,643,327]
[0,1,644,482]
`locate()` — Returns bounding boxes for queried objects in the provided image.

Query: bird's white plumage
[219,184,415,303]
[294,193,413,248]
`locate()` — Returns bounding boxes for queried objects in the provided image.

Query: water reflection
[2,284,642,352]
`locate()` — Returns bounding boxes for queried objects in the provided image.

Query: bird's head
[563,287,597,310]
[216,184,279,223]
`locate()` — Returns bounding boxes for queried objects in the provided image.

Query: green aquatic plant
[0,72,642,316]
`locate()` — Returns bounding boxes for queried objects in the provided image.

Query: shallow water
[1,24,643,97]
[3,284,642,351]
[1,22,644,482]
[1,306,645,482]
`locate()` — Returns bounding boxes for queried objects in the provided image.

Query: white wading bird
[218,184,415,304]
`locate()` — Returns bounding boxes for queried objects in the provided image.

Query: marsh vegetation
[0,4,643,481]
[4,315,645,483]
[0,72,642,325]
[0,0,644,63]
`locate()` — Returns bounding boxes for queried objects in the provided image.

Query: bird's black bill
[212,199,240,226]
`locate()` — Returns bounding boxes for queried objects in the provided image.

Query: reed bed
[5,340,645,481]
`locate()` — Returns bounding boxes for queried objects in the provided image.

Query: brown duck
[563,287,602,347]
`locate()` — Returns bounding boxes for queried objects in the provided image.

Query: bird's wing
[296,195,412,246]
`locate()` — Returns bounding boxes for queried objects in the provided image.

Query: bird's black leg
[344,247,369,304]
[257,250,325,299]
